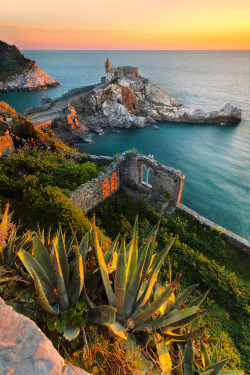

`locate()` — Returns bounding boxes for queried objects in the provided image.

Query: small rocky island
[25,58,241,143]
[0,40,59,92]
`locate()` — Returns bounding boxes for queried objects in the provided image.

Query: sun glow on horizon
[1,0,250,50]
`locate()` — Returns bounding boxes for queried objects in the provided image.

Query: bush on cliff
[16,186,89,236]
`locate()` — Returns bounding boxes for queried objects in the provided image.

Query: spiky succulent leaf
[65,232,76,255]
[170,284,199,312]
[114,237,127,320]
[32,271,58,315]
[106,321,127,340]
[124,223,159,317]
[93,221,115,307]
[132,284,174,326]
[87,305,116,325]
[18,249,55,301]
[187,290,210,308]
[54,246,70,311]
[200,341,211,368]
[126,216,138,289]
[184,339,194,375]
[135,237,175,311]
[54,225,69,289]
[104,233,120,265]
[68,247,84,305]
[203,359,228,375]
[78,232,89,263]
[157,339,172,374]
[32,236,56,286]
[134,306,198,331]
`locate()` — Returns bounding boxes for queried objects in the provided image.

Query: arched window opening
[140,165,153,187]
[148,168,153,187]
[141,165,147,184]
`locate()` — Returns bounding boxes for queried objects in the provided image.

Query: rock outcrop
[68,76,241,132]
[26,75,241,140]
[0,40,59,92]
[0,297,91,375]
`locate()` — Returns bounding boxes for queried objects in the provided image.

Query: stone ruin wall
[0,135,15,157]
[122,155,185,206]
[69,156,121,212]
[69,152,184,213]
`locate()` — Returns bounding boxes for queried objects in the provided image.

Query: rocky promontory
[26,75,241,142]
[0,40,59,92]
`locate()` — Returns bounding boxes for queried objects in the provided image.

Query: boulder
[0,297,91,375]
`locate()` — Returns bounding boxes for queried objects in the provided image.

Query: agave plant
[0,204,33,267]
[18,225,116,340]
[178,338,243,375]
[91,217,207,335]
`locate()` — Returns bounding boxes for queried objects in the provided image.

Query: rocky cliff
[0,40,59,92]
[68,76,241,131]
[26,75,241,140]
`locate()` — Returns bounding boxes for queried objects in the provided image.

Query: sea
[0,50,249,240]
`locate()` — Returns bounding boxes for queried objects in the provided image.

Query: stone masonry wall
[69,156,121,212]
[69,152,185,213]
[121,154,185,206]
[0,135,15,158]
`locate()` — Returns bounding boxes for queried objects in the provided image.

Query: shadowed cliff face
[0,40,60,92]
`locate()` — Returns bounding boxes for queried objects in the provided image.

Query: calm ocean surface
[0,51,249,239]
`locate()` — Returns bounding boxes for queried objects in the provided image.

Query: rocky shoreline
[0,40,59,92]
[25,75,242,144]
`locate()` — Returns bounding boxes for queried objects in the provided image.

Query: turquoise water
[0,51,249,239]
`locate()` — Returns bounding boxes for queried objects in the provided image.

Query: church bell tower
[105,57,111,72]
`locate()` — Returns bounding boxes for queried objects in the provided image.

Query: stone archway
[140,164,153,187]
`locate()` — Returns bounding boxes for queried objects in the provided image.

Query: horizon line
[21,48,250,51]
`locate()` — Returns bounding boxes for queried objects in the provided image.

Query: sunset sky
[1,0,250,49]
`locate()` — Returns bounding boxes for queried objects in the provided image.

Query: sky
[1,0,250,50]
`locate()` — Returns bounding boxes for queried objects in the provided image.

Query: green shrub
[16,186,90,237]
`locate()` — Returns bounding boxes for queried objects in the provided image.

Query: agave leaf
[186,290,210,308]
[65,231,76,255]
[54,225,69,289]
[200,341,211,368]
[126,216,138,289]
[87,305,116,325]
[124,223,159,318]
[81,283,96,309]
[203,359,228,375]
[106,321,127,340]
[215,337,222,361]
[221,371,244,375]
[32,271,58,315]
[167,311,202,329]
[184,339,194,375]
[104,233,120,265]
[10,230,33,266]
[157,339,172,374]
[170,284,199,312]
[135,238,175,311]
[93,221,115,307]
[114,237,127,321]
[18,249,56,301]
[54,246,70,311]
[79,232,89,264]
[68,247,84,305]
[32,236,56,286]
[132,284,174,326]
[63,324,80,341]
[211,346,218,364]
[134,306,198,331]
[132,272,181,326]
[199,370,214,375]
[163,327,205,342]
